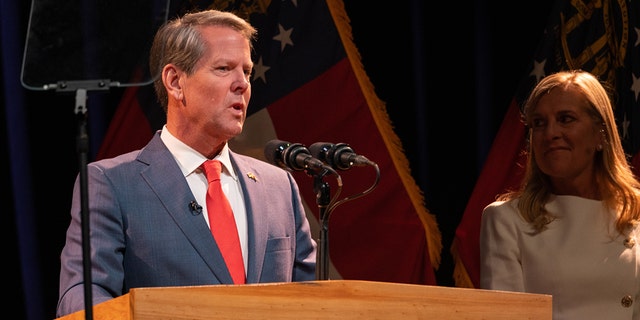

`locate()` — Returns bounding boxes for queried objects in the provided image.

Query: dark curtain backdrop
[3,1,553,319]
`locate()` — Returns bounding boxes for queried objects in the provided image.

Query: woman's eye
[531,119,544,128]
[559,115,575,124]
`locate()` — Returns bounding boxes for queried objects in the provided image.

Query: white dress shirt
[160,125,248,271]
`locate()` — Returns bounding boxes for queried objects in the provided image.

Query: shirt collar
[160,125,237,179]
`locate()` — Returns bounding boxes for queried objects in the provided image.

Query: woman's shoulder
[482,198,525,225]
[484,198,519,213]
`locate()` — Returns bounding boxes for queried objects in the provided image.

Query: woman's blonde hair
[499,70,640,234]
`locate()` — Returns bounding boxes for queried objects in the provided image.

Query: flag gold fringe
[450,241,475,288]
[326,0,442,270]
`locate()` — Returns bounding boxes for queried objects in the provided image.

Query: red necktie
[201,160,245,284]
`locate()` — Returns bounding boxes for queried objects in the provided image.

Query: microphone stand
[311,161,380,281]
[314,176,331,280]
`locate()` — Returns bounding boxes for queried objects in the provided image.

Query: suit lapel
[138,132,233,283]
[231,153,268,283]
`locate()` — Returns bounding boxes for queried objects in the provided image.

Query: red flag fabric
[96,86,151,160]
[97,0,441,285]
[452,0,640,288]
[451,99,527,287]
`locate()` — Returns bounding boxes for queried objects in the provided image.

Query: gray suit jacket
[57,132,317,316]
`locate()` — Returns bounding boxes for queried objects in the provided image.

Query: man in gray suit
[56,9,317,317]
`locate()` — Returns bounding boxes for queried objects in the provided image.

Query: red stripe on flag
[96,86,154,160]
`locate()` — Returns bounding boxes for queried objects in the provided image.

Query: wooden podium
[57,280,552,319]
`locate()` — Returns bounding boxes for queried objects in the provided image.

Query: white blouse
[480,195,640,319]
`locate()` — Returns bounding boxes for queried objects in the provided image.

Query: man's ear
[163,64,182,101]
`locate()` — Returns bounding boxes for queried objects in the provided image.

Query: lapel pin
[247,172,257,182]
